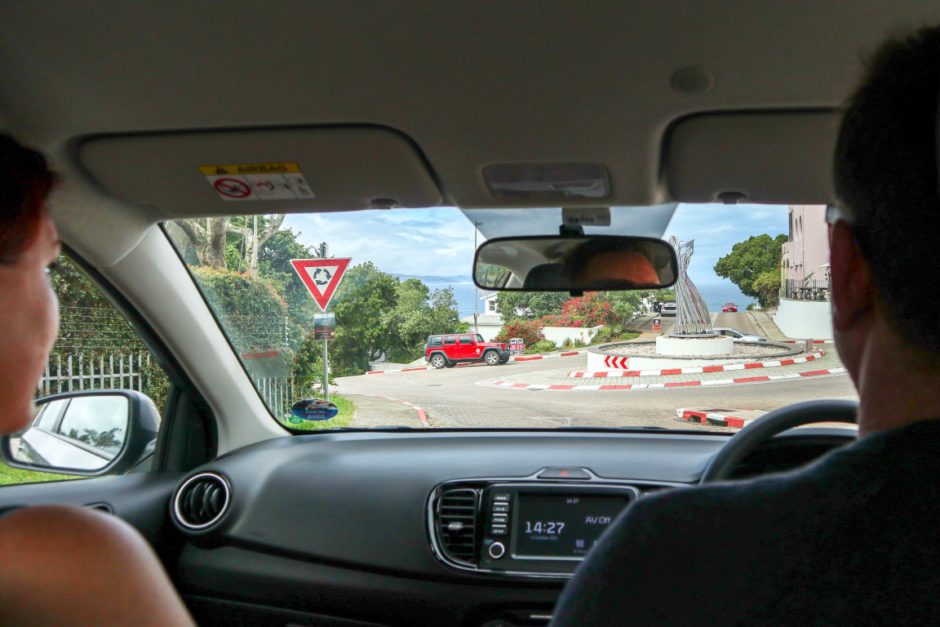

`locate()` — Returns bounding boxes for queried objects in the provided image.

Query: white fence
[39,351,293,423]
[257,377,292,420]
[38,352,152,397]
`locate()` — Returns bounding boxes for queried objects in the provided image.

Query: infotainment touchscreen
[512,493,630,559]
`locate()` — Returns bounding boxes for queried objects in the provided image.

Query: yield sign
[290,258,351,311]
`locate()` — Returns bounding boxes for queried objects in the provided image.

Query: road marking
[479,367,847,392]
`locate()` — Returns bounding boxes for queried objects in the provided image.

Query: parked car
[425,333,510,368]
[714,327,768,342]
[660,302,678,316]
[722,303,738,312]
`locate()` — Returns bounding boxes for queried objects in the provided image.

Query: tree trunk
[207,217,227,269]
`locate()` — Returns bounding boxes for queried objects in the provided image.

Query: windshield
[166,204,857,432]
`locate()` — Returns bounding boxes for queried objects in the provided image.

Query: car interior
[1,2,939,626]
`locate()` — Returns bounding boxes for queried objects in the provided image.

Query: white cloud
[283,203,789,284]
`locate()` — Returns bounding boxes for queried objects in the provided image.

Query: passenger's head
[0,134,59,432]
[832,26,940,367]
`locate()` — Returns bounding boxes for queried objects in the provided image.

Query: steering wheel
[700,399,858,484]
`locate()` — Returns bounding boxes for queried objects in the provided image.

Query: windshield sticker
[199,162,315,202]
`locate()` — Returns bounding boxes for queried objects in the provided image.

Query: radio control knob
[488,542,506,559]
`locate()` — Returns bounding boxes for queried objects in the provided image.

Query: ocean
[405,275,757,318]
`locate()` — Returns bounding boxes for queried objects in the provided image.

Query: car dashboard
[168,428,854,627]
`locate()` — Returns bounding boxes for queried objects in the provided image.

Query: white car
[714,327,768,342]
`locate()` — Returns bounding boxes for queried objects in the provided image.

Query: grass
[524,340,561,355]
[0,462,81,487]
[589,331,640,345]
[280,394,357,431]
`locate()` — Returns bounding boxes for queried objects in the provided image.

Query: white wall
[474,323,503,342]
[774,298,833,340]
[541,325,602,347]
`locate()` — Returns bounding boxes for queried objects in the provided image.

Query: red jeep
[425,333,511,368]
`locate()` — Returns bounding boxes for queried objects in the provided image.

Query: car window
[35,399,68,431]
[0,254,171,487]
[55,396,128,459]
[165,205,857,433]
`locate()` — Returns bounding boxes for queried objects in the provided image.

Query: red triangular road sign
[290,258,351,311]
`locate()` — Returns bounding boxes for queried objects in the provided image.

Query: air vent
[436,488,480,564]
[173,472,231,531]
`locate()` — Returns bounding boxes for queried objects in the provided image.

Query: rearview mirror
[1,390,160,477]
[474,235,678,292]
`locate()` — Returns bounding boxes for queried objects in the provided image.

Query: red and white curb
[367,366,431,375]
[569,350,825,378]
[380,396,430,427]
[676,408,762,429]
[482,366,846,392]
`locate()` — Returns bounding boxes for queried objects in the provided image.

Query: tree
[329,262,400,375]
[225,214,286,276]
[258,228,321,349]
[752,269,782,308]
[496,292,568,321]
[385,278,432,363]
[714,234,788,303]
[173,218,229,269]
[192,266,289,353]
[428,288,461,336]
[604,291,644,325]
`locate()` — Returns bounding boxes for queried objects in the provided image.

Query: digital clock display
[513,494,630,559]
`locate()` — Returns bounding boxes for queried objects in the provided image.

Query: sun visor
[664,112,838,205]
[77,127,442,216]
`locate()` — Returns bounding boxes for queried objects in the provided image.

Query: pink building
[781,204,829,300]
[775,204,833,339]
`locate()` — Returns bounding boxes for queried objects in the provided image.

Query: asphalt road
[338,315,856,431]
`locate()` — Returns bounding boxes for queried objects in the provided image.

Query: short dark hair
[0,134,56,263]
[833,26,940,352]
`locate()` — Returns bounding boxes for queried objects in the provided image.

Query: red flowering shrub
[496,319,544,346]
[540,292,614,328]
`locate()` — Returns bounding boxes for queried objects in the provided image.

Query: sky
[284,203,788,284]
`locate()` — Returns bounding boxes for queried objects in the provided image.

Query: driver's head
[579,250,659,287]
[831,26,940,375]
[569,239,662,290]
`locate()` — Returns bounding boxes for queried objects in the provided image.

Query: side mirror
[1,390,160,477]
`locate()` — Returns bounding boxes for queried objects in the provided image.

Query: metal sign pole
[323,338,329,400]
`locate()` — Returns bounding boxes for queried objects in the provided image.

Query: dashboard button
[491,525,507,536]
[493,494,510,502]
[488,542,506,559]
[492,514,508,524]
[537,467,591,480]
[493,503,509,513]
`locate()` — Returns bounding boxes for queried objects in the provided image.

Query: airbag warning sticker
[199,162,315,201]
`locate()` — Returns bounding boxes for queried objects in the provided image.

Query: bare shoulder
[0,504,142,551]
[0,505,193,626]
